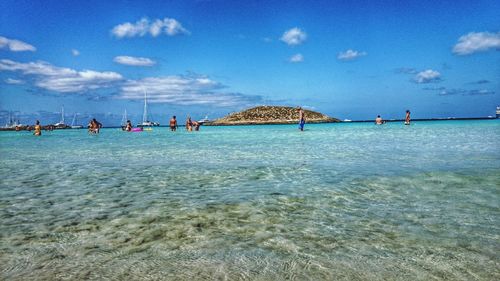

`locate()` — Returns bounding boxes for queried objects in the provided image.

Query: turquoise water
[1,120,499,280]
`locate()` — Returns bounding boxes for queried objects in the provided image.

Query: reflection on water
[1,121,499,280]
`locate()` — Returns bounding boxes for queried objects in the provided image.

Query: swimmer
[375,115,384,125]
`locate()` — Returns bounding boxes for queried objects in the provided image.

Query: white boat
[137,90,160,127]
[198,115,210,124]
[70,113,83,129]
[343,119,352,122]
[54,106,66,127]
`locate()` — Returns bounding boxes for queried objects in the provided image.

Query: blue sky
[1,0,499,125]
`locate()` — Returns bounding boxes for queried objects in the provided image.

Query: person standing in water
[405,110,411,125]
[169,116,178,131]
[186,116,193,131]
[375,115,384,125]
[298,107,305,131]
[125,120,132,131]
[89,118,102,134]
[33,120,42,136]
[193,121,200,131]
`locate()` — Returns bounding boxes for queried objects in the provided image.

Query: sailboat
[120,109,128,130]
[54,106,66,127]
[137,90,160,128]
[70,113,83,129]
[3,111,22,128]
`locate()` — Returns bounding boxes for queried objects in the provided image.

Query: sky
[0,0,499,125]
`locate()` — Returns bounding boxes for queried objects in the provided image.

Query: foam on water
[1,120,499,280]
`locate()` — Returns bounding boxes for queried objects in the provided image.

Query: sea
[1,120,499,280]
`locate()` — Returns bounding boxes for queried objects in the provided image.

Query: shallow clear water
[1,120,499,280]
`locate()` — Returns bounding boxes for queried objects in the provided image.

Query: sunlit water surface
[1,121,499,280]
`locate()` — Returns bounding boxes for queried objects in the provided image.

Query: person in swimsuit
[186,116,193,132]
[193,121,200,131]
[297,107,305,131]
[375,115,384,125]
[405,110,411,125]
[169,116,177,131]
[89,118,102,134]
[125,120,132,131]
[33,120,42,136]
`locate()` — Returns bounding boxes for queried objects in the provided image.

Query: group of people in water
[166,115,201,131]
[375,110,411,125]
[168,115,201,131]
[120,115,201,132]
[32,108,411,136]
[31,118,102,136]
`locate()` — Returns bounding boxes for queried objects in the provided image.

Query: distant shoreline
[0,117,497,131]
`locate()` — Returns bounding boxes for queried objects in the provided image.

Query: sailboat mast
[121,109,127,126]
[142,90,148,123]
[61,106,65,124]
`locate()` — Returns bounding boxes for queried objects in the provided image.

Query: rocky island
[204,106,340,126]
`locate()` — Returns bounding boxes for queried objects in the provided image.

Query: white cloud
[36,70,123,93]
[0,59,123,93]
[114,56,156,66]
[414,69,441,84]
[119,75,262,106]
[280,28,307,46]
[0,36,36,52]
[72,49,80,56]
[337,49,367,61]
[289,53,304,63]
[0,59,263,107]
[5,78,24,84]
[0,59,74,76]
[111,17,190,38]
[452,32,500,55]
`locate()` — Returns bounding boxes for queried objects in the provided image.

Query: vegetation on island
[205,105,340,126]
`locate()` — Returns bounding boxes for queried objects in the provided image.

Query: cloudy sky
[0,0,499,125]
